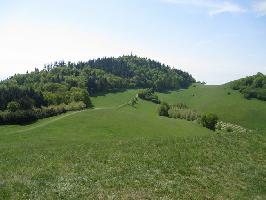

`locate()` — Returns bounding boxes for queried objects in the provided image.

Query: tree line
[0,55,195,124]
[231,72,266,101]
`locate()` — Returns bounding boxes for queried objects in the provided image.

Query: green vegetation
[168,106,200,122]
[0,60,265,199]
[158,103,214,130]
[138,88,160,104]
[0,102,87,125]
[6,101,21,112]
[0,56,195,124]
[0,110,37,125]
[216,121,251,134]
[158,101,200,121]
[200,113,218,131]
[158,84,266,131]
[231,72,266,101]
[158,102,170,116]
[0,89,265,199]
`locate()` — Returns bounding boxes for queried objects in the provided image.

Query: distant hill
[230,72,266,101]
[0,55,195,124]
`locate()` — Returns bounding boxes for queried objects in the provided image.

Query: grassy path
[10,107,117,135]
[11,110,85,134]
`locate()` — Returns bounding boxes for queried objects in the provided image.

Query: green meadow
[0,89,265,199]
[158,84,266,131]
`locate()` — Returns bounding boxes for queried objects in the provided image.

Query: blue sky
[0,0,265,84]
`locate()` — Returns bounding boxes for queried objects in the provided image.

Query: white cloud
[253,0,266,16]
[162,0,246,15]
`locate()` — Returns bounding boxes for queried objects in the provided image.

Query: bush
[0,110,37,125]
[158,102,200,121]
[168,107,200,121]
[65,101,87,111]
[128,97,138,107]
[158,102,170,117]
[216,121,250,134]
[171,102,188,109]
[0,101,89,125]
[6,101,21,112]
[18,96,35,110]
[34,104,67,119]
[35,102,86,119]
[138,89,160,104]
[201,113,218,130]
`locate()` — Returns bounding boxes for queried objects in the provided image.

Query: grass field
[158,84,266,132]
[0,89,265,199]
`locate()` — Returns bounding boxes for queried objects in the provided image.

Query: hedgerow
[138,89,160,104]
[0,101,88,125]
[168,106,200,121]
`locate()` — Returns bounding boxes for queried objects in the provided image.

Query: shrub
[35,104,67,119]
[18,96,35,110]
[65,101,87,111]
[201,113,218,130]
[128,97,138,107]
[168,107,200,121]
[216,121,250,134]
[6,101,21,112]
[0,101,88,125]
[158,102,170,117]
[171,102,188,109]
[0,110,37,125]
[138,89,160,104]
[69,87,92,107]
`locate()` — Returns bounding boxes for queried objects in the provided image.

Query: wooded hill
[0,55,195,124]
[230,72,266,101]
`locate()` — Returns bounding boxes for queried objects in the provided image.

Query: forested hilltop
[230,72,266,101]
[0,55,195,124]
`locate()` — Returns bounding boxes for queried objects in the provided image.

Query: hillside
[0,55,195,125]
[158,84,266,131]
[0,57,265,199]
[0,89,265,199]
[230,72,266,101]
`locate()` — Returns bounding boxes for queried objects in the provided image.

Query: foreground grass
[0,131,265,199]
[0,89,265,199]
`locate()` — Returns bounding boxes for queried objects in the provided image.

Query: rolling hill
[0,88,265,199]
[158,84,266,131]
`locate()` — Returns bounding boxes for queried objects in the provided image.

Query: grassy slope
[0,89,265,199]
[158,84,266,131]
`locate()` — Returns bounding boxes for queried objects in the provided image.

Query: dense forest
[0,55,195,124]
[231,72,266,101]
